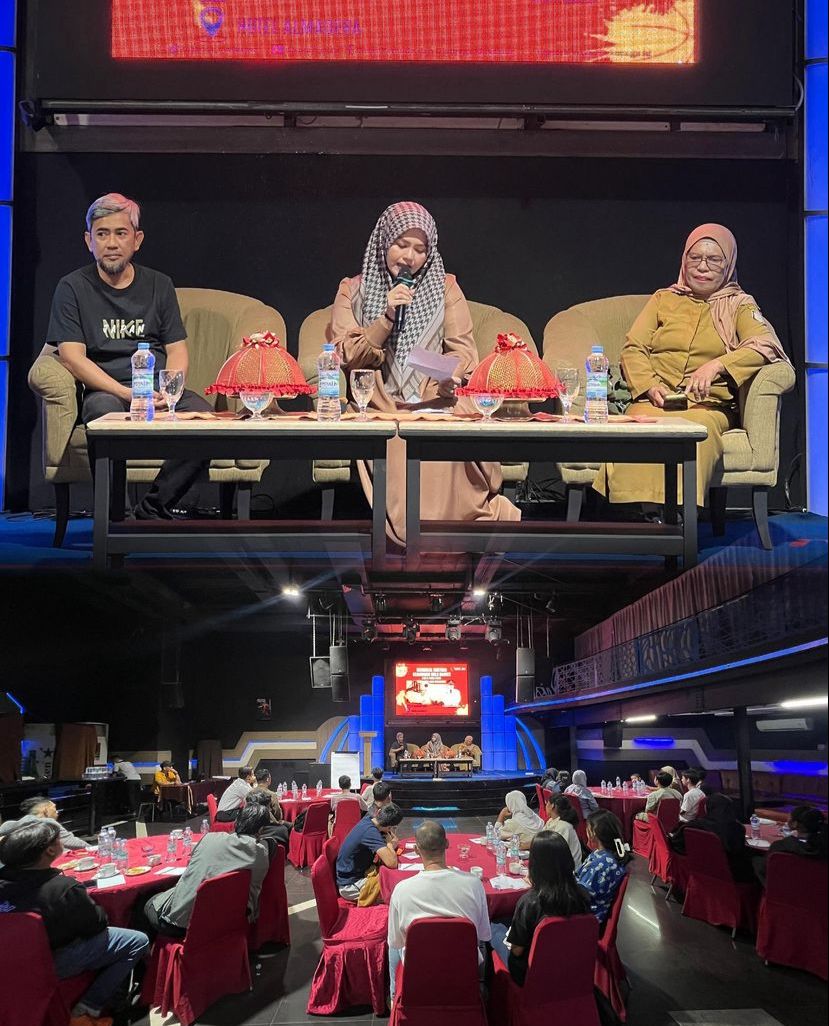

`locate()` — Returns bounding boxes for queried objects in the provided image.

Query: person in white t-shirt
[387,820,490,1001]
[679,768,706,823]
[216,766,255,822]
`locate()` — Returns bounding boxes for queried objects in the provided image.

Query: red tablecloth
[55,834,202,928]
[590,788,648,842]
[379,832,529,920]
[278,789,338,823]
[745,821,785,853]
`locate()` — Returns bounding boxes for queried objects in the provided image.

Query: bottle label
[318,369,340,399]
[132,369,154,397]
[585,371,607,403]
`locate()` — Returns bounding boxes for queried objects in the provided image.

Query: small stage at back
[383,771,536,817]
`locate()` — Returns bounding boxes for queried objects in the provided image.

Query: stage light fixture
[485,619,502,644]
[429,594,443,613]
[362,619,378,642]
[403,619,419,645]
[445,617,462,642]
[281,583,301,598]
[374,593,387,614]
[544,596,557,615]
[472,587,487,599]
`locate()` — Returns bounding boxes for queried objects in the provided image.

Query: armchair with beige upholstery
[542,295,796,548]
[28,287,286,546]
[298,301,537,518]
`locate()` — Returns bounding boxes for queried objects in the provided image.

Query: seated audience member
[362,767,385,809]
[389,732,408,770]
[490,831,590,985]
[564,770,600,818]
[682,793,753,882]
[330,774,369,815]
[112,757,142,815]
[544,794,584,869]
[630,773,643,785]
[215,766,256,822]
[0,819,149,1026]
[679,768,706,822]
[336,802,403,901]
[540,767,561,795]
[153,760,181,797]
[755,805,828,886]
[253,767,283,820]
[659,765,683,793]
[497,790,545,850]
[456,735,483,770]
[145,804,271,936]
[19,796,91,851]
[576,810,631,925]
[556,770,571,791]
[636,771,683,821]
[245,790,290,856]
[388,820,490,1000]
[367,780,393,816]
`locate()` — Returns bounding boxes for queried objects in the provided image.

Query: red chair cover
[288,800,331,868]
[594,875,630,1022]
[657,798,681,834]
[0,913,96,1026]
[756,853,828,979]
[248,846,290,951]
[489,915,600,1026]
[307,853,389,1015]
[564,793,589,847]
[206,793,234,834]
[323,836,354,911]
[632,817,653,859]
[141,870,252,1026]
[390,917,487,1026]
[648,816,688,897]
[534,784,552,813]
[682,829,760,935]
[332,799,364,847]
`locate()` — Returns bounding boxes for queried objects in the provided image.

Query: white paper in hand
[405,347,460,382]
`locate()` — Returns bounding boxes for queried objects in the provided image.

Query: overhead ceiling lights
[402,619,419,645]
[361,619,378,642]
[472,587,487,598]
[780,696,828,710]
[624,714,657,724]
[429,594,443,613]
[281,584,301,598]
[445,616,462,642]
[485,618,502,644]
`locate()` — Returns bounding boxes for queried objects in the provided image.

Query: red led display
[393,662,470,718]
[112,1,697,65]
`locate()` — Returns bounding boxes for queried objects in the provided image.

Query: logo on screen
[193,1,224,38]
[394,662,470,717]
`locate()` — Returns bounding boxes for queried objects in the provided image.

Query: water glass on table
[350,369,375,420]
[158,369,185,418]
[472,393,503,420]
[555,365,580,422]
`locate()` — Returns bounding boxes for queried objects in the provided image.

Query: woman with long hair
[489,831,590,985]
[544,793,583,869]
[756,805,828,886]
[576,809,631,925]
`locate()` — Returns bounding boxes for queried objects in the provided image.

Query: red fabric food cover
[457,333,561,399]
[206,331,314,397]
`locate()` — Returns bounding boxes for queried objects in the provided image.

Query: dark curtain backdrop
[8,152,804,511]
[195,739,224,779]
[53,722,98,779]
[0,714,24,784]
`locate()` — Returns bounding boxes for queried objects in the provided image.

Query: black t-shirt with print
[505,884,591,985]
[46,263,186,387]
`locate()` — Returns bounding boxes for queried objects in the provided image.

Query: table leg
[682,456,698,568]
[93,456,111,570]
[373,451,387,567]
[663,461,678,570]
[111,460,126,522]
[406,455,421,560]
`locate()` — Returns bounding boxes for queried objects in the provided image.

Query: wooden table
[398,756,474,779]
[398,417,707,567]
[85,414,396,568]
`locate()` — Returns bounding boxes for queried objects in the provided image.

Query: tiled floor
[122,815,826,1026]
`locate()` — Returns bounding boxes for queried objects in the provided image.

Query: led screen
[393,662,470,717]
[112,1,698,64]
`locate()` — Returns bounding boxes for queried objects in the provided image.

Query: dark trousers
[215,808,239,823]
[82,388,212,515]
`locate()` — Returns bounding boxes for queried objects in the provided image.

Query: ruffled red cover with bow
[206,331,314,397]
[456,333,561,399]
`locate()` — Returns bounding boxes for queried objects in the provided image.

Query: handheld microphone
[393,270,415,336]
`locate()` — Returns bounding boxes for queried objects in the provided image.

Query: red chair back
[391,917,485,1023]
[684,828,733,884]
[656,798,680,833]
[757,853,829,980]
[648,815,673,880]
[206,793,218,824]
[522,914,598,1006]
[765,851,827,912]
[564,792,588,845]
[249,846,290,950]
[600,873,628,952]
[299,800,332,836]
[323,835,340,876]
[332,799,364,845]
[534,783,551,813]
[311,851,344,938]
[184,869,252,953]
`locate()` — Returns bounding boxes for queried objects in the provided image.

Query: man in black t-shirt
[46,192,212,518]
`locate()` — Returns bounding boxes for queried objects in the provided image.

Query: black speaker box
[330,644,349,675]
[515,675,535,704]
[515,646,535,678]
[331,674,350,702]
[602,722,623,749]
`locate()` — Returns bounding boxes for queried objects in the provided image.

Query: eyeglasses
[686,253,726,269]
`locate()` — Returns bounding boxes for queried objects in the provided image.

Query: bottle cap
[590,345,604,353]
[323,343,335,351]
[136,342,150,349]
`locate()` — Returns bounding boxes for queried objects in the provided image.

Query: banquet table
[744,821,786,853]
[55,833,203,927]
[379,832,530,920]
[278,788,338,823]
[591,787,649,842]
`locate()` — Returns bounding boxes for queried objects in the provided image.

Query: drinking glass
[458,844,470,861]
[158,369,185,418]
[556,366,580,422]
[472,393,503,420]
[350,370,375,421]
[239,390,273,420]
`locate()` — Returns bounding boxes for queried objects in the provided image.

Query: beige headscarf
[505,790,545,833]
[670,223,790,365]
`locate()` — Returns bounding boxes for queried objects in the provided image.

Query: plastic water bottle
[130,342,155,422]
[166,834,177,862]
[316,343,342,422]
[98,829,110,861]
[485,822,494,850]
[200,817,209,836]
[750,814,761,840]
[584,345,609,424]
[291,779,299,800]
[182,826,193,857]
[509,834,520,860]
[600,779,607,795]
[301,783,308,799]
[316,779,323,797]
[495,841,507,876]
[622,779,629,793]
[615,776,621,791]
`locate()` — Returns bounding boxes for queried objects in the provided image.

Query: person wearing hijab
[423,733,447,758]
[496,790,545,850]
[594,223,791,507]
[564,770,600,819]
[658,765,683,793]
[329,201,520,545]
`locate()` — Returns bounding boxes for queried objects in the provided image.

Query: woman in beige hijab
[594,223,791,507]
[329,201,519,545]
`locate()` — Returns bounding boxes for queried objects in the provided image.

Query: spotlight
[445,616,462,642]
[362,619,378,642]
[472,587,487,599]
[780,696,828,709]
[402,619,419,645]
[429,594,443,613]
[374,593,387,615]
[487,593,503,614]
[485,619,502,644]
[281,584,301,598]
